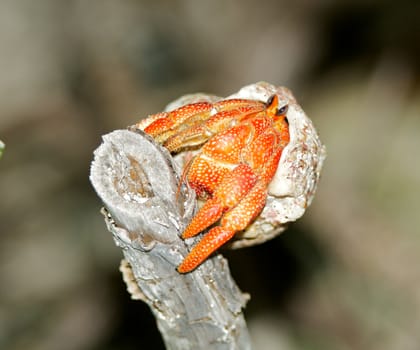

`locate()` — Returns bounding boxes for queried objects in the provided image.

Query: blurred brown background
[1,1,419,349]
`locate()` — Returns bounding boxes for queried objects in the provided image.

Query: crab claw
[177,180,268,273]
[181,163,258,239]
[177,226,235,273]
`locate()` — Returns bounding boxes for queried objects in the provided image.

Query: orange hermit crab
[136,93,290,273]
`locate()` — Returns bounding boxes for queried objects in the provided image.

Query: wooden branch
[90,129,251,350]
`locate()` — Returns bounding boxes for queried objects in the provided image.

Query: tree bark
[90,129,251,350]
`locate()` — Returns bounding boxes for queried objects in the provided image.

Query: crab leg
[182,163,258,239]
[177,181,267,273]
[177,226,236,273]
[140,99,265,145]
[164,105,264,152]
[144,102,213,142]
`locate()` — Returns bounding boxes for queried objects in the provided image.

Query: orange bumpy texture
[137,95,290,273]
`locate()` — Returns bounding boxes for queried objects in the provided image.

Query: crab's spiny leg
[181,197,225,239]
[187,156,231,196]
[177,226,236,273]
[134,111,167,131]
[241,131,278,169]
[213,98,265,112]
[144,102,212,139]
[182,163,257,238]
[258,126,289,184]
[164,105,264,152]
[178,181,268,273]
[142,99,265,146]
[164,109,243,152]
[200,123,252,163]
[220,181,267,231]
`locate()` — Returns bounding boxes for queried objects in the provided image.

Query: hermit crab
[134,82,326,273]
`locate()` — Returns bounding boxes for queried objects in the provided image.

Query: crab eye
[276,104,288,116]
[266,95,276,107]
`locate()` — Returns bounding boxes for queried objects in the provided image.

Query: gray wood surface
[90,129,251,350]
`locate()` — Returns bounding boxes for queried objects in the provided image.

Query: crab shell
[163,82,326,249]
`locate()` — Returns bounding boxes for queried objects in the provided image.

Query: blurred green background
[1,1,419,349]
